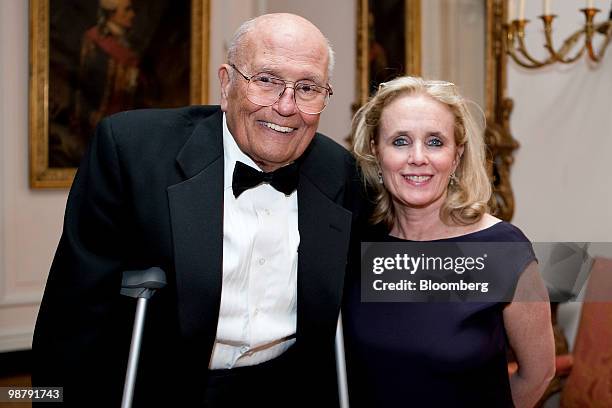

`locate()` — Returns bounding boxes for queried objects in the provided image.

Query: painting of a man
[73,0,140,146]
[46,0,192,168]
[368,0,406,94]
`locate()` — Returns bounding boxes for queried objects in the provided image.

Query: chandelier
[505,0,612,68]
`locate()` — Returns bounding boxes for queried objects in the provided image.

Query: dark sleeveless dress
[342,221,536,408]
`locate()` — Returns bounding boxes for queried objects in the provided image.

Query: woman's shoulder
[483,215,530,242]
[452,214,531,242]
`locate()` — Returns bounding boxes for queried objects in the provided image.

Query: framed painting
[355,0,421,107]
[29,0,210,188]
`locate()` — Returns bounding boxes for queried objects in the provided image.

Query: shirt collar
[222,113,261,191]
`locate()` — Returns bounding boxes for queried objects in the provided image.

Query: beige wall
[421,0,486,108]
[508,0,612,242]
[0,0,67,352]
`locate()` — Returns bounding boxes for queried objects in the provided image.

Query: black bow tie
[232,161,299,198]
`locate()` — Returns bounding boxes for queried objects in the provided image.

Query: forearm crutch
[120,267,167,408]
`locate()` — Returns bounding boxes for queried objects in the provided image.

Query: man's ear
[218,64,231,112]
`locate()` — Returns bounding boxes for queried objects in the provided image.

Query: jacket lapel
[167,109,224,354]
[297,158,352,343]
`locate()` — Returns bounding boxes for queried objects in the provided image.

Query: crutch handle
[121,267,167,299]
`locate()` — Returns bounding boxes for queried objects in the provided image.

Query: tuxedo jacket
[33,106,365,406]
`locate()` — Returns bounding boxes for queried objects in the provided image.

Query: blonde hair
[352,76,491,228]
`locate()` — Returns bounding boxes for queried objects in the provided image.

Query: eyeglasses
[229,63,333,115]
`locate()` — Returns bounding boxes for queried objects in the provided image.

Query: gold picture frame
[354,0,518,221]
[29,0,210,188]
[483,0,518,221]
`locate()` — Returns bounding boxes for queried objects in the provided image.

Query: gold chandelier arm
[587,21,612,62]
[581,8,612,63]
[505,21,553,69]
[552,29,587,63]
[541,15,587,64]
[504,7,611,68]
[506,46,548,68]
[506,35,548,68]
[516,25,558,67]
[597,22,612,57]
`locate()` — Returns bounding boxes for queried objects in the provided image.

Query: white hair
[226,16,335,79]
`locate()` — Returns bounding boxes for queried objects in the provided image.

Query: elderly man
[33,13,363,407]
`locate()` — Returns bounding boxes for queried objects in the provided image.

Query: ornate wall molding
[485,0,519,221]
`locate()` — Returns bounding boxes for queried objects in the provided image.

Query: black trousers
[203,346,300,407]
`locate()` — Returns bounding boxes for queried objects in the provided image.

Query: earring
[378,170,384,184]
[449,172,457,186]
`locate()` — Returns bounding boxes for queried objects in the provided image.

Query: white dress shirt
[208,114,299,369]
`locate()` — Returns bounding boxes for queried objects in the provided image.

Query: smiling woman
[355,0,520,221]
[345,75,555,408]
[353,76,491,235]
